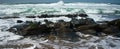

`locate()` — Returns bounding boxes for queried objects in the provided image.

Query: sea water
[0,0,120,49]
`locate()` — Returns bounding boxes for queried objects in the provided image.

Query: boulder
[53,20,80,41]
[85,18,96,24]
[70,18,80,27]
[8,21,51,36]
[17,20,23,23]
[78,13,88,18]
[108,19,120,29]
[8,24,29,35]
[70,18,96,27]
[103,26,120,35]
[23,25,50,36]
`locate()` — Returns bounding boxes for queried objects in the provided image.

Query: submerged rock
[17,20,23,23]
[26,16,36,18]
[66,14,77,18]
[0,16,20,19]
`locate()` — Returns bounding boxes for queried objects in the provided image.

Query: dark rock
[109,43,116,47]
[89,46,96,49]
[85,18,96,24]
[8,24,29,35]
[37,15,42,18]
[98,46,104,49]
[78,13,88,18]
[17,20,23,23]
[44,19,53,24]
[91,24,107,32]
[98,24,108,29]
[108,19,120,29]
[77,24,97,31]
[41,14,49,18]
[70,17,80,27]
[26,16,36,18]
[97,21,109,24]
[103,26,120,35]
[66,14,77,18]
[54,21,79,41]
[23,24,51,36]
[49,15,59,17]
[38,14,60,18]
[25,21,33,24]
[8,16,120,42]
[70,18,96,27]
[8,22,45,36]
[44,19,54,28]
[0,16,20,19]
[81,29,97,35]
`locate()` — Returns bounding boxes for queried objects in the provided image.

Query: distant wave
[0,1,120,17]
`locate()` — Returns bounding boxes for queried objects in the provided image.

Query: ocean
[0,0,120,21]
[0,0,120,4]
[0,0,120,49]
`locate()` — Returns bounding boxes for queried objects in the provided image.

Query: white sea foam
[0,1,120,49]
[0,1,120,17]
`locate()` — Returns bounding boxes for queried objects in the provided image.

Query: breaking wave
[0,1,120,17]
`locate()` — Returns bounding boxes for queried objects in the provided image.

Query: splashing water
[0,1,120,49]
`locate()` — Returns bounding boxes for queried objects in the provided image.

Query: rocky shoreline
[0,14,87,19]
[6,14,120,42]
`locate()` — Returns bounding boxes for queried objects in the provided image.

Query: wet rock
[109,43,116,47]
[0,44,33,48]
[89,46,96,49]
[25,21,33,24]
[0,16,20,19]
[38,14,60,18]
[54,20,79,41]
[85,18,96,24]
[91,24,107,32]
[8,24,29,35]
[98,46,104,49]
[37,15,42,18]
[81,29,96,35]
[78,13,88,18]
[40,14,49,18]
[22,23,51,36]
[70,17,80,27]
[103,26,120,35]
[77,24,97,31]
[97,21,109,24]
[66,14,77,18]
[70,18,96,27]
[98,24,108,29]
[108,19,120,29]
[17,20,23,23]
[7,16,120,42]
[26,16,36,18]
